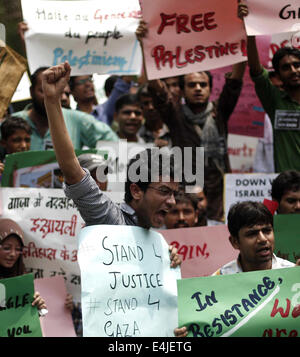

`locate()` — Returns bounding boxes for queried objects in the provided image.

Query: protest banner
[0,46,27,118]
[244,0,300,36]
[34,276,76,337]
[227,134,258,173]
[177,266,300,337]
[140,0,247,80]
[21,0,142,75]
[78,225,180,337]
[0,274,43,337]
[0,187,123,304]
[11,71,31,103]
[159,225,237,278]
[274,214,300,264]
[224,173,278,222]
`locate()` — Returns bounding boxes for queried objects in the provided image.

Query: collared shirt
[251,67,300,172]
[64,168,139,226]
[213,254,295,276]
[13,107,118,150]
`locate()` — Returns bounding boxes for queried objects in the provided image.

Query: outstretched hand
[135,20,148,43]
[238,1,249,19]
[42,61,71,101]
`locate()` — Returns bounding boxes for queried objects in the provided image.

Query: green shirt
[251,68,300,172]
[13,107,118,150]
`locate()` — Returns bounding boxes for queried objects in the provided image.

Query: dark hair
[115,93,141,113]
[30,66,49,90]
[178,71,213,91]
[271,170,300,202]
[174,188,198,211]
[1,116,32,140]
[104,75,118,97]
[124,148,177,203]
[227,201,273,239]
[272,47,300,73]
[0,236,25,279]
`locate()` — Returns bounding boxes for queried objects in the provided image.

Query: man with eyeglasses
[69,74,134,126]
[41,62,181,267]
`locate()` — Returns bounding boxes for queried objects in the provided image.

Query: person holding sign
[41,61,181,268]
[175,201,300,337]
[271,170,300,214]
[0,218,47,314]
[136,20,247,222]
[239,2,300,173]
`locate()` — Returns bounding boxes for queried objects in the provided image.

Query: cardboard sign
[21,0,142,75]
[244,0,300,36]
[177,267,300,337]
[34,276,76,337]
[140,0,247,79]
[159,225,237,278]
[0,46,27,118]
[78,225,181,337]
[0,274,43,337]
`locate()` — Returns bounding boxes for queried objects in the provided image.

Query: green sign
[274,214,300,263]
[177,267,300,337]
[0,273,43,337]
[1,149,107,187]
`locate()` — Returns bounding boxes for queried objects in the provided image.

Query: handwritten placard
[140,0,247,80]
[177,267,300,337]
[21,0,142,75]
[78,225,180,337]
[0,187,123,303]
[159,225,237,278]
[244,0,300,36]
[0,274,43,337]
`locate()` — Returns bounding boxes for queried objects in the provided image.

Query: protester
[114,93,145,143]
[136,19,247,222]
[41,62,181,268]
[0,116,31,160]
[175,201,300,337]
[164,189,199,229]
[136,83,172,148]
[253,71,283,173]
[239,2,300,172]
[271,170,300,214]
[0,218,47,314]
[12,66,118,151]
[162,76,183,104]
[69,74,134,126]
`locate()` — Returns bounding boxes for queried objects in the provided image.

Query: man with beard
[13,67,118,151]
[239,2,300,172]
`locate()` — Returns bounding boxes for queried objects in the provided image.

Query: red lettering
[270,43,280,56]
[191,14,204,32]
[175,47,188,68]
[292,304,300,318]
[262,328,298,337]
[176,14,190,34]
[204,12,217,30]
[157,13,176,34]
[271,298,291,318]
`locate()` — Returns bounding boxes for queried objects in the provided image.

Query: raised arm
[42,62,85,184]
[238,1,263,76]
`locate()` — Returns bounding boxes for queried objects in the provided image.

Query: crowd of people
[1,1,300,338]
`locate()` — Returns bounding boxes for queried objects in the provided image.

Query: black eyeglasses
[148,186,179,198]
